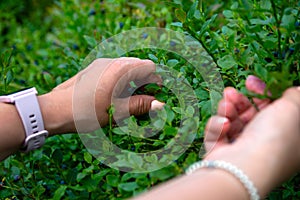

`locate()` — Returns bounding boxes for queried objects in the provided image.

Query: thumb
[129,95,162,116]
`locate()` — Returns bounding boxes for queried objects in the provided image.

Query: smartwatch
[0,87,48,152]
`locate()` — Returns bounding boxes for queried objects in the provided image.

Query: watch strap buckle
[21,130,49,153]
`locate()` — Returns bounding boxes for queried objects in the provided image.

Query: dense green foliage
[0,0,299,199]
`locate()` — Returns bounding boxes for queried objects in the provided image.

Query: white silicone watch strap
[7,88,48,152]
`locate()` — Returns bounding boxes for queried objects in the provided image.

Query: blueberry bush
[0,0,299,199]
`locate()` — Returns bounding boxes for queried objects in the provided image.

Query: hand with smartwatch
[1,58,300,200]
[0,57,163,160]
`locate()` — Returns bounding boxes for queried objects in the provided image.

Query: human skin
[1,61,299,199]
[135,76,300,200]
[0,57,163,160]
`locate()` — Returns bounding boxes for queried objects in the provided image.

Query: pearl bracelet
[186,160,260,200]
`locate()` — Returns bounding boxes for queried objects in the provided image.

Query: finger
[204,116,230,152]
[281,87,300,107]
[246,75,269,96]
[224,87,253,114]
[217,99,247,137]
[129,95,158,116]
[113,95,157,121]
[108,58,157,96]
[246,75,271,109]
[217,98,239,120]
[118,73,162,98]
[109,58,156,83]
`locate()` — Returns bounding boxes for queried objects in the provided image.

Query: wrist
[38,91,75,136]
[204,142,281,198]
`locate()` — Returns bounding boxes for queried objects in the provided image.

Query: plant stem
[270,0,282,65]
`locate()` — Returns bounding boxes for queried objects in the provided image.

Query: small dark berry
[88,9,96,16]
[72,44,79,50]
[295,21,300,27]
[34,60,39,65]
[265,57,272,63]
[44,185,50,191]
[60,180,65,185]
[13,175,20,182]
[61,164,67,169]
[12,44,17,50]
[288,47,295,55]
[119,22,124,29]
[142,33,148,39]
[131,146,135,151]
[273,51,279,58]
[170,41,176,47]
[26,44,33,51]
[19,79,26,85]
[234,48,240,54]
[281,51,286,58]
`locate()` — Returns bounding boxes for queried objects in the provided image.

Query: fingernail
[217,117,229,124]
[297,87,300,91]
[150,100,165,111]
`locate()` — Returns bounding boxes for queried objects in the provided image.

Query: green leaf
[200,100,211,118]
[254,64,268,81]
[112,127,128,135]
[171,22,183,27]
[118,182,139,192]
[11,166,20,176]
[263,38,277,49]
[163,126,177,136]
[195,88,209,100]
[5,70,13,85]
[172,107,183,114]
[106,175,119,187]
[175,8,186,22]
[52,149,63,164]
[223,10,234,18]
[148,54,158,62]
[77,173,87,182]
[153,119,165,129]
[250,18,272,25]
[187,1,199,19]
[83,35,97,47]
[165,106,175,125]
[222,26,235,36]
[167,59,179,67]
[31,184,46,197]
[150,167,175,181]
[281,10,296,33]
[186,106,195,117]
[217,55,237,70]
[53,185,67,200]
[260,0,271,10]
[84,152,93,164]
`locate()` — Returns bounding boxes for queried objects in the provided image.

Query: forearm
[134,169,250,200]
[0,91,75,161]
[0,103,25,160]
[135,143,285,200]
[38,92,75,135]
